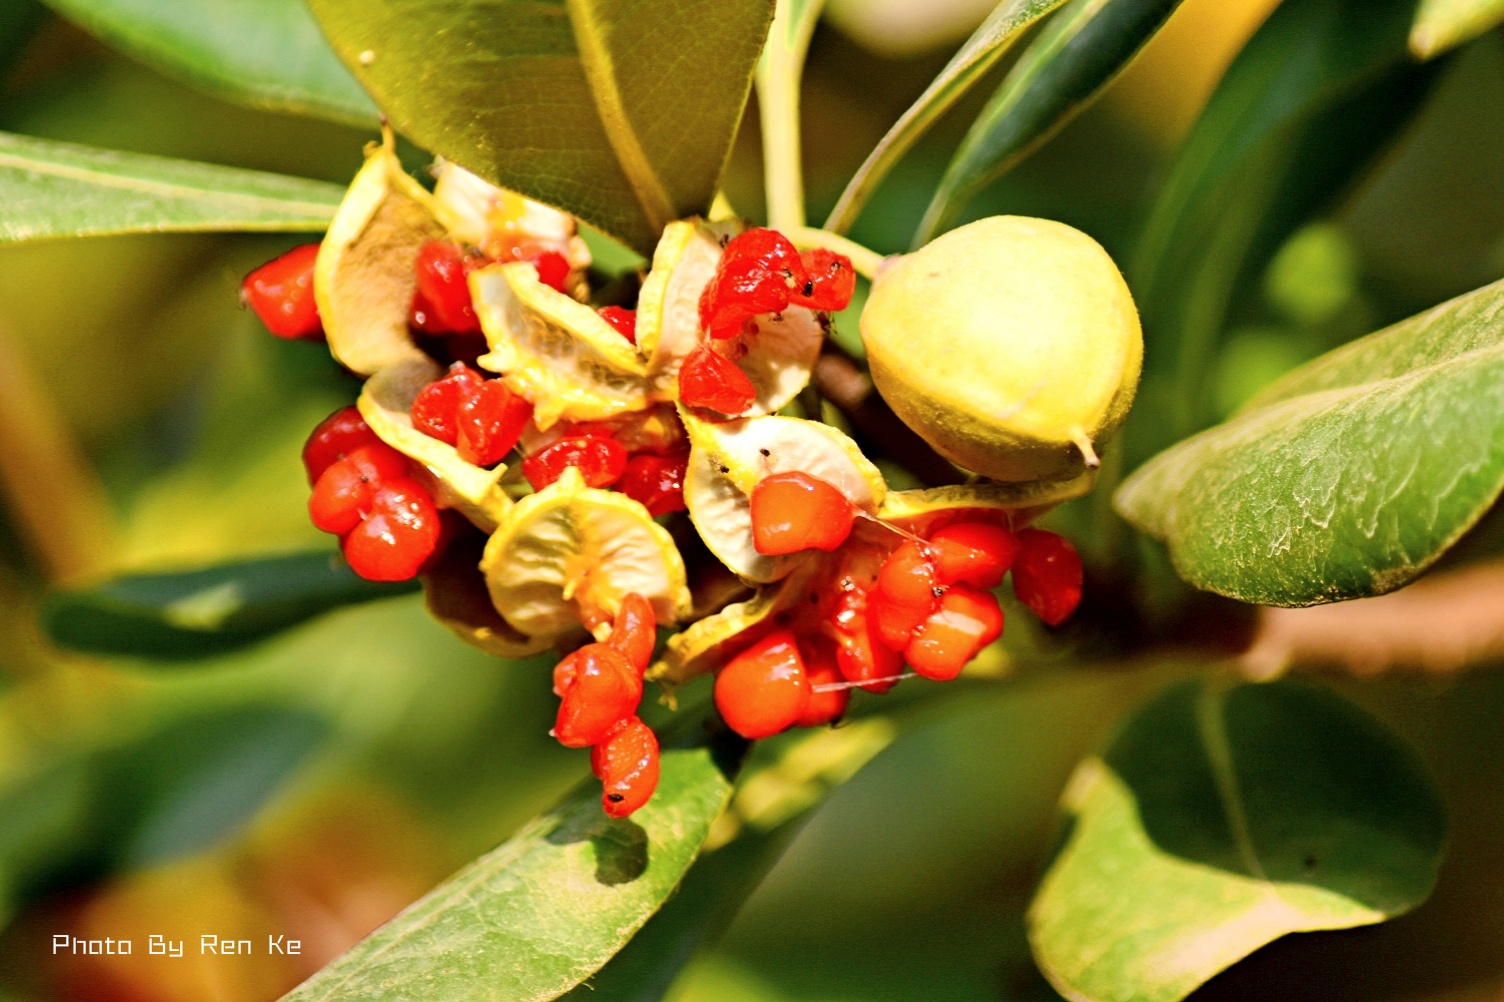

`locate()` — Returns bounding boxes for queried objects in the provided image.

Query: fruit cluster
[240,146,1106,817]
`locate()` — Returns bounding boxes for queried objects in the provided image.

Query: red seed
[523,434,629,491]
[411,362,485,447]
[904,585,1003,681]
[749,471,857,555]
[307,442,409,536]
[242,243,323,340]
[340,477,442,582]
[302,405,379,484]
[607,592,657,676]
[789,248,856,312]
[1011,529,1083,627]
[615,452,689,516]
[698,228,809,339]
[457,378,533,467]
[828,586,903,694]
[532,250,571,293]
[678,344,758,414]
[868,588,933,651]
[929,522,1020,589]
[554,644,642,748]
[412,240,484,334]
[794,637,850,728]
[598,306,638,344]
[875,539,938,608]
[591,716,660,818]
[714,629,810,739]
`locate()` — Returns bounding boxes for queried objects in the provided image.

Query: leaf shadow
[545,812,650,887]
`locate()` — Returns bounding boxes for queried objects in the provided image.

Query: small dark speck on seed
[932,586,945,598]
[607,793,624,803]
[759,448,770,457]
[718,464,730,474]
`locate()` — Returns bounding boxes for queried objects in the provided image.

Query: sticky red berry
[302,405,379,484]
[615,452,688,516]
[1012,529,1083,627]
[457,378,533,467]
[868,588,933,651]
[715,629,810,739]
[591,717,660,818]
[929,522,1020,589]
[242,243,322,340]
[412,240,484,334]
[523,434,629,491]
[532,250,571,293]
[554,644,642,748]
[699,229,808,339]
[598,306,638,344]
[411,362,485,446]
[790,248,856,312]
[795,637,850,728]
[876,539,939,608]
[340,478,442,582]
[828,586,902,693]
[607,592,657,675]
[678,344,757,414]
[904,585,1003,681]
[749,471,858,555]
[308,442,410,536]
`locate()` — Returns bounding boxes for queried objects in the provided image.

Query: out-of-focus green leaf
[43,551,416,659]
[0,1,47,74]
[1,705,327,922]
[1029,680,1445,1002]
[0,132,344,242]
[915,0,1184,247]
[1128,0,1440,459]
[822,0,1069,237]
[1411,0,1504,58]
[307,0,773,255]
[280,723,747,1002]
[1115,278,1504,606]
[37,0,377,126]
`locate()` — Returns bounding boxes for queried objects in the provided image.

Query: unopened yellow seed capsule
[860,215,1142,482]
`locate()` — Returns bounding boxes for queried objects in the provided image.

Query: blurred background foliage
[2,0,1504,998]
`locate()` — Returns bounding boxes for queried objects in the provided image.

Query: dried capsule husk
[861,215,1142,482]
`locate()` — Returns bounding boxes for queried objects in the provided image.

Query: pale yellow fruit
[860,215,1142,482]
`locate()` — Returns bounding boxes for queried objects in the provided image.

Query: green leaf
[1115,278,1504,607]
[0,131,344,242]
[307,0,774,255]
[822,0,1068,237]
[37,0,377,126]
[279,724,746,1002]
[1029,680,1446,1002]
[1411,0,1504,59]
[914,0,1184,247]
[1127,0,1441,458]
[0,1,47,75]
[43,551,417,659]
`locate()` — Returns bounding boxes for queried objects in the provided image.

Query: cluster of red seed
[680,228,856,415]
[241,243,323,340]
[709,471,1083,739]
[552,593,661,816]
[302,406,445,580]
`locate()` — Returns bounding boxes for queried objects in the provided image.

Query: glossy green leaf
[1411,0,1504,58]
[1128,0,1440,459]
[43,551,417,659]
[0,132,344,242]
[1116,278,1504,607]
[308,0,774,255]
[279,724,746,1002]
[914,0,1183,247]
[1029,680,1446,1002]
[37,0,376,125]
[822,0,1068,236]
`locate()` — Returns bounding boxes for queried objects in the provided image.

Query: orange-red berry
[598,305,638,344]
[1011,529,1083,627]
[591,717,660,818]
[749,471,857,555]
[789,248,855,312]
[411,240,483,334]
[715,629,811,739]
[554,644,642,748]
[607,592,657,676]
[615,452,688,516]
[875,539,938,608]
[242,243,323,340]
[678,344,757,414]
[904,585,1003,681]
[302,405,379,484]
[795,637,850,728]
[457,377,533,467]
[828,586,902,693]
[523,434,629,490]
[307,442,410,536]
[929,522,1019,589]
[339,477,442,582]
